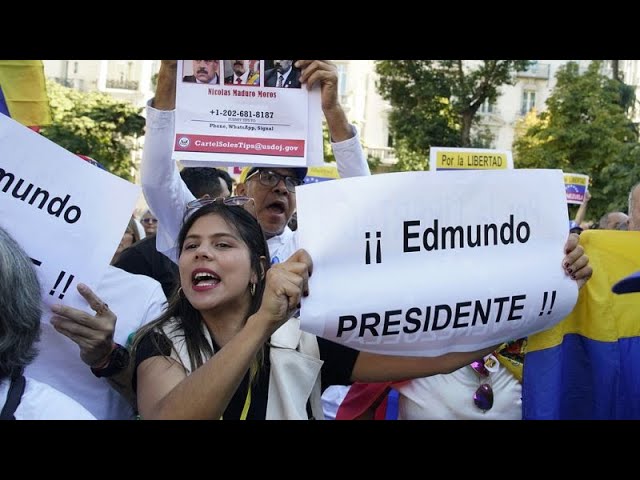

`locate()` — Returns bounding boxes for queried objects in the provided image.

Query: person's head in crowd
[190,60,219,84]
[274,60,293,74]
[141,209,158,236]
[235,166,307,238]
[615,221,629,231]
[180,167,231,200]
[0,226,41,380]
[231,60,249,77]
[597,211,629,230]
[112,216,142,265]
[132,198,270,377]
[628,182,640,231]
[288,211,298,232]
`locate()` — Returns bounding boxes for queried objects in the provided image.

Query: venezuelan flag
[523,230,640,419]
[303,164,340,184]
[0,60,51,127]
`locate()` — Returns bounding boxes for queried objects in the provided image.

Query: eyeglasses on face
[245,169,302,193]
[469,359,494,412]
[141,218,158,224]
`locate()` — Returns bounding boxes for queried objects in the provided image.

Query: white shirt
[25,266,167,420]
[141,103,371,265]
[396,364,522,420]
[0,376,96,420]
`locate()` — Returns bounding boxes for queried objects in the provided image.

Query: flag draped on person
[523,230,640,420]
[0,60,52,127]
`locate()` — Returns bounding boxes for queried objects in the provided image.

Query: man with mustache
[224,60,260,86]
[183,60,219,85]
[265,60,302,88]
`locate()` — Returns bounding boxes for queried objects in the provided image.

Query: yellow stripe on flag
[0,60,52,126]
[528,230,640,352]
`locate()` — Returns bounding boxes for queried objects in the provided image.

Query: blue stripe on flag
[523,333,640,419]
[0,86,10,117]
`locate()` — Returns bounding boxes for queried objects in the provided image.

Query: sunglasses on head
[245,169,303,193]
[469,359,494,412]
[186,195,257,219]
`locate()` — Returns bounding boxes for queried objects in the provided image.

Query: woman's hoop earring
[250,283,256,297]
[178,286,185,299]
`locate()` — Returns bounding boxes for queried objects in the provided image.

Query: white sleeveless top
[161,316,325,420]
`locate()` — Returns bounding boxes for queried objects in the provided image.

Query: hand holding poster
[563,172,589,204]
[174,60,322,168]
[0,114,140,320]
[297,169,578,356]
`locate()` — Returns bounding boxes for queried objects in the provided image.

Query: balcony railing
[52,77,74,88]
[516,63,550,79]
[106,79,139,90]
[365,146,397,165]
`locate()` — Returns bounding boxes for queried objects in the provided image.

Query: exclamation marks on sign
[49,271,75,300]
[365,231,382,265]
[539,290,557,316]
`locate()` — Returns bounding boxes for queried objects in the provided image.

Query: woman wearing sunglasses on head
[130,197,511,420]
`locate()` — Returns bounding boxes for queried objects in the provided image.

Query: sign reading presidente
[296,169,577,356]
[429,147,513,171]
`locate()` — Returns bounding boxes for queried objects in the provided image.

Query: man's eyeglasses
[245,169,303,193]
[469,359,494,412]
[141,218,158,225]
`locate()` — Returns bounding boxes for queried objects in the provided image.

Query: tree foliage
[40,80,145,181]
[514,61,640,220]
[375,60,531,170]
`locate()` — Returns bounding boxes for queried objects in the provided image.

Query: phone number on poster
[211,110,274,119]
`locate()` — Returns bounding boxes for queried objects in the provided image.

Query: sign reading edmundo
[430,147,513,171]
[0,114,140,319]
[297,169,578,357]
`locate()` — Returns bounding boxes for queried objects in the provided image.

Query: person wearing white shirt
[0,226,95,420]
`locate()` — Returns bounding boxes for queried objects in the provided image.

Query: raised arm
[296,60,370,179]
[573,190,591,226]
[141,60,196,264]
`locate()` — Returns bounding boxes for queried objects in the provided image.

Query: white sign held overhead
[174,60,324,168]
[0,114,141,320]
[296,169,577,357]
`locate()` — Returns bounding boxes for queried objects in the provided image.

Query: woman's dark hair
[131,202,270,385]
[0,226,42,379]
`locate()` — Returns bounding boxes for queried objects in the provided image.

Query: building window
[521,90,536,115]
[73,62,79,74]
[479,98,494,114]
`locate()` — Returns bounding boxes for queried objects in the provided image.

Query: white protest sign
[0,114,141,320]
[430,147,513,171]
[174,60,322,168]
[297,169,578,357]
